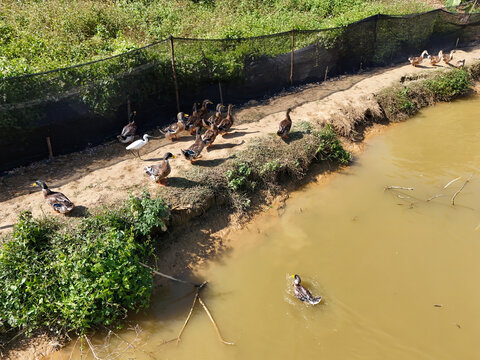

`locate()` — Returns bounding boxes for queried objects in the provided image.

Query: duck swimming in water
[291,274,322,305]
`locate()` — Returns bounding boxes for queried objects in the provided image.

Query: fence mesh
[1,9,480,172]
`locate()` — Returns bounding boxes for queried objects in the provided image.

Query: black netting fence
[1,9,480,172]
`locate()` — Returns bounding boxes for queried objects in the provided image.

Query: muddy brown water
[50,95,480,359]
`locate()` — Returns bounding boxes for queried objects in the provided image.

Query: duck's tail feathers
[308,296,322,305]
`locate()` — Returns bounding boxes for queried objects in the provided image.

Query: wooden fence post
[218,81,224,105]
[46,137,53,159]
[169,35,181,113]
[290,29,295,85]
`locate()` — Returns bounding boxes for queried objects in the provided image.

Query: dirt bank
[2,45,480,236]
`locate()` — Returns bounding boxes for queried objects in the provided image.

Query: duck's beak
[32,182,37,186]
[291,275,295,278]
[172,155,176,158]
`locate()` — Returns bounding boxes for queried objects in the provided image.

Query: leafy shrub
[226,162,257,192]
[0,191,169,335]
[423,69,470,100]
[315,124,352,165]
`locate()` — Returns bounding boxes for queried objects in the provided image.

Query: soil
[2,46,480,236]
[2,44,480,359]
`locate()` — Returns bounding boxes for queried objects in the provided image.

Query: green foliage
[226,162,257,192]
[260,160,281,175]
[315,124,352,165]
[0,191,170,334]
[423,69,470,100]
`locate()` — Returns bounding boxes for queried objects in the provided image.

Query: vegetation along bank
[1,52,479,357]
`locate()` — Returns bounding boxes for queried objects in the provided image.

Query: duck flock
[32,49,466,215]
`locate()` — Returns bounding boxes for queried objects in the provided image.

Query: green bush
[315,124,352,165]
[0,191,169,334]
[226,162,257,192]
[423,69,470,100]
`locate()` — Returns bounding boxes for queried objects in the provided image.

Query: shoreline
[3,51,480,359]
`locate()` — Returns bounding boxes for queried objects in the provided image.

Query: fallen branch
[140,262,201,286]
[444,176,461,189]
[426,194,444,202]
[84,335,104,360]
[451,174,473,205]
[68,337,79,360]
[176,281,208,345]
[385,186,414,191]
[198,295,234,346]
[103,325,158,360]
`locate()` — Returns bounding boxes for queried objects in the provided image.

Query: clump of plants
[0,191,169,335]
[315,124,352,165]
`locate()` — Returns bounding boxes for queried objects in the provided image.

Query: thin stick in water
[139,262,200,286]
[385,186,414,191]
[444,176,461,189]
[103,325,158,360]
[198,296,234,345]
[176,281,208,345]
[451,174,473,206]
[84,335,104,360]
[426,194,444,202]
[68,336,79,360]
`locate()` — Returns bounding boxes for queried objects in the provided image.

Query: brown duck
[277,108,292,139]
[181,128,206,163]
[117,111,137,143]
[33,180,74,214]
[159,112,188,141]
[144,152,176,185]
[218,104,234,135]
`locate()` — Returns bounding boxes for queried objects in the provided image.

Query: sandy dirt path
[1,46,479,235]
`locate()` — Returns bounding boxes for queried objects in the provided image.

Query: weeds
[0,192,169,335]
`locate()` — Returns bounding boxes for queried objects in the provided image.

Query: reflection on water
[51,95,480,360]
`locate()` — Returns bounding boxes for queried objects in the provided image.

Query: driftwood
[426,194,444,202]
[197,296,234,345]
[176,281,208,344]
[451,174,473,205]
[84,335,104,360]
[139,262,201,286]
[68,337,80,360]
[103,325,158,360]
[385,186,414,191]
[444,177,461,189]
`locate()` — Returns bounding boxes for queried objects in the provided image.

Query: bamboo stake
[385,186,414,190]
[176,281,208,344]
[139,262,201,286]
[169,35,181,113]
[451,174,473,205]
[444,176,461,189]
[198,295,234,345]
[290,29,295,85]
[218,81,224,105]
[324,66,328,82]
[46,137,53,159]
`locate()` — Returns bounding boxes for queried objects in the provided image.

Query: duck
[185,102,201,135]
[455,59,465,69]
[126,134,152,159]
[277,108,292,139]
[201,121,219,149]
[218,104,234,135]
[117,111,137,143]
[442,49,455,64]
[408,50,429,67]
[33,180,74,214]
[197,99,213,123]
[205,103,225,126]
[144,152,176,185]
[159,112,189,141]
[428,50,443,66]
[291,274,321,305]
[181,128,206,163]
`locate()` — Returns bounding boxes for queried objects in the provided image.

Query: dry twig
[68,337,79,360]
[385,186,414,191]
[198,296,234,345]
[103,325,158,360]
[426,194,444,202]
[84,335,104,360]
[444,176,461,189]
[451,174,473,205]
[176,281,208,344]
[140,262,200,286]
